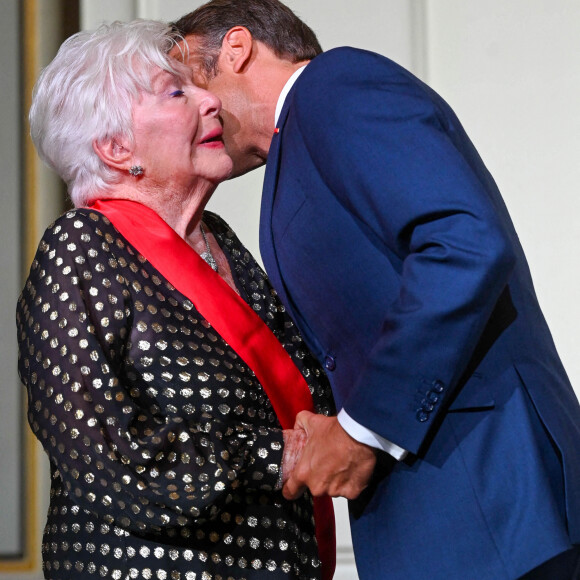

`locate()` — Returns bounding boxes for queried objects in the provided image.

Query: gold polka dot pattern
[17,209,334,579]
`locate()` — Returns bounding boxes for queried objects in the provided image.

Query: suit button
[324,355,336,371]
[432,380,445,393]
[427,391,440,403]
[416,410,429,422]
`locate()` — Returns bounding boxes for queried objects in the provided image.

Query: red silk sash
[90,199,335,579]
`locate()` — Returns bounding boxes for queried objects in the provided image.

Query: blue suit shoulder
[307,46,404,74]
[301,46,425,91]
[293,46,443,120]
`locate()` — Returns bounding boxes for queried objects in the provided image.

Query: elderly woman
[17,20,335,580]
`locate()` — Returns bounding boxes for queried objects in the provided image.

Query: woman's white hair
[29,19,185,207]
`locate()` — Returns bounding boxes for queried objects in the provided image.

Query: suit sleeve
[292,49,516,453]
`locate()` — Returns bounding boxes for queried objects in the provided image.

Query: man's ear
[93,136,133,171]
[221,26,254,74]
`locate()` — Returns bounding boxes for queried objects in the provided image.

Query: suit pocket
[448,372,495,412]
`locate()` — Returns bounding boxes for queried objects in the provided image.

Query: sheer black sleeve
[16,210,284,533]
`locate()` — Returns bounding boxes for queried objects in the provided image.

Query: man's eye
[170,90,185,97]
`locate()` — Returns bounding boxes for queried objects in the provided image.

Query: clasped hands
[281,411,377,500]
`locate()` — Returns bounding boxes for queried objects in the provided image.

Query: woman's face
[131,63,233,191]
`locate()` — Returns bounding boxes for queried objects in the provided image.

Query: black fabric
[16,208,334,579]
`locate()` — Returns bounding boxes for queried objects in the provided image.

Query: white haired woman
[17,20,335,580]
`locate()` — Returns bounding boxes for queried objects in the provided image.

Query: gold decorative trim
[0,0,41,573]
[23,0,39,267]
[22,0,40,570]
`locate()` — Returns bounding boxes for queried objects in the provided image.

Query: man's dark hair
[172,0,323,78]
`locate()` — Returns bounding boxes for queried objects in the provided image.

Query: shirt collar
[274,64,308,126]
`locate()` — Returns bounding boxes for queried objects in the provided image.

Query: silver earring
[129,165,144,176]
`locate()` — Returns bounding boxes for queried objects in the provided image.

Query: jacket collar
[274,65,307,125]
[259,79,299,317]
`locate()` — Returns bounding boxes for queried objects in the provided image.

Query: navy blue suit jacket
[259,48,580,579]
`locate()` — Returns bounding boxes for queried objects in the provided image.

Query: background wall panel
[425,0,580,398]
[0,0,24,562]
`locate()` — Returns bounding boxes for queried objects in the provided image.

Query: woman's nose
[198,89,221,117]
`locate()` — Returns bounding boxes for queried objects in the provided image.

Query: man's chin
[227,156,267,179]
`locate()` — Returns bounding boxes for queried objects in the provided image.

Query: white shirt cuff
[337,409,408,461]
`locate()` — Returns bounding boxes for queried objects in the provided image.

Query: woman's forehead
[149,62,192,90]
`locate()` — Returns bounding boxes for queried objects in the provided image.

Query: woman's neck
[95,182,241,294]
[105,181,215,242]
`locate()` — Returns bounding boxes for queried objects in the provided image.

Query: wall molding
[0,0,40,571]
[410,0,428,82]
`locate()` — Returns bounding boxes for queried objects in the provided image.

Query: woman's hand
[281,428,308,487]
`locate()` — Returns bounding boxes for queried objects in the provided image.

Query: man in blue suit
[173,1,580,577]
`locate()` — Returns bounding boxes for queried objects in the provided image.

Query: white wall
[425,0,580,395]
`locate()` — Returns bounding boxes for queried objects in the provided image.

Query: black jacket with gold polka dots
[16,208,334,580]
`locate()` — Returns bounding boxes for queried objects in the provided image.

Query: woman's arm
[17,212,284,532]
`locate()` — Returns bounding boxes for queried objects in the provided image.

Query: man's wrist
[337,409,408,461]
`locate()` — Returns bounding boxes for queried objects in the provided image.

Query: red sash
[90,199,335,579]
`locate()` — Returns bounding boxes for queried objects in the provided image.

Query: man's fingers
[282,475,306,500]
[293,409,315,431]
[283,414,379,500]
[328,475,370,500]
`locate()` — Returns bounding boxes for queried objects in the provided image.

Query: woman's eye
[170,90,185,97]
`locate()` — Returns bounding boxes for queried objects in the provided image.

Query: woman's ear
[221,26,254,74]
[93,136,133,171]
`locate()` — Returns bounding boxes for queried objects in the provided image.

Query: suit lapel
[258,86,337,580]
[259,86,325,359]
[259,90,294,312]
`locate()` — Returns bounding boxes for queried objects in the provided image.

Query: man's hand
[282,411,377,501]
